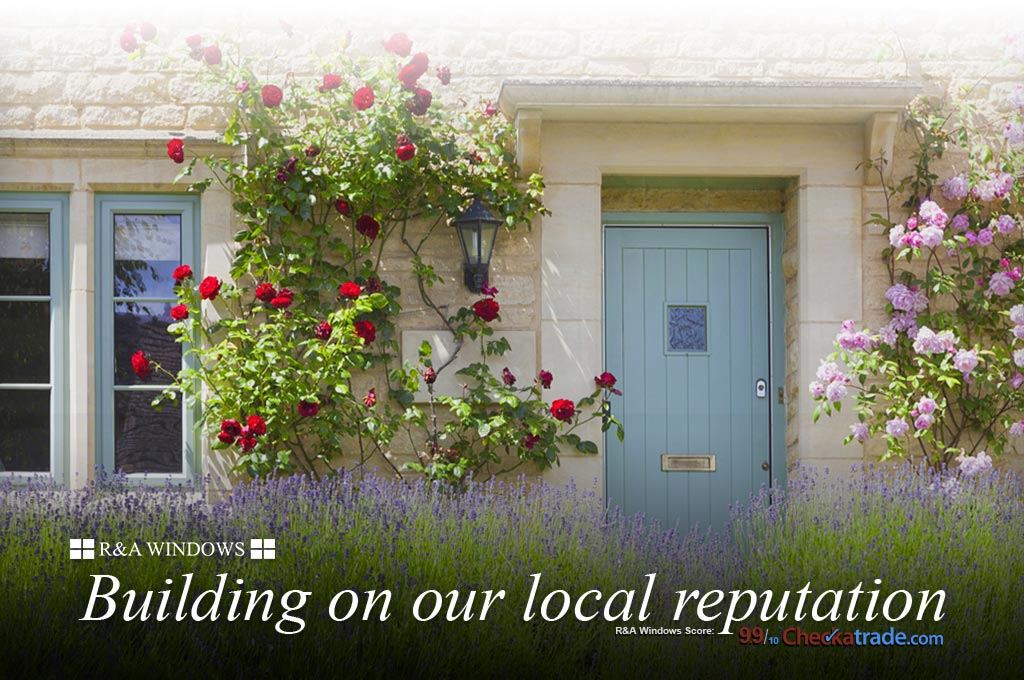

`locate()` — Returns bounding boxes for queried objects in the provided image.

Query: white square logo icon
[250,538,276,560]
[70,538,95,560]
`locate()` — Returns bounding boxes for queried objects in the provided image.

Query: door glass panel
[114,301,180,384]
[0,389,50,472]
[667,305,707,353]
[113,213,182,298]
[0,212,49,296]
[0,300,49,383]
[114,391,182,474]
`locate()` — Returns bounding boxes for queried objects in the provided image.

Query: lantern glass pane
[479,224,497,263]
[460,223,480,264]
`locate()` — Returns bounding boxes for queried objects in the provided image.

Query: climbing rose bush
[812,90,1024,468]
[126,27,622,482]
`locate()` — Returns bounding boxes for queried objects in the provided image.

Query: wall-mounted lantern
[452,197,502,293]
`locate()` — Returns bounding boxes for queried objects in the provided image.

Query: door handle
[761,461,770,471]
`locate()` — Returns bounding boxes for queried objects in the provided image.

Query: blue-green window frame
[0,193,68,482]
[95,194,201,484]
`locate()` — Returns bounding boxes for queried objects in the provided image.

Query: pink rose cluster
[835,319,874,352]
[808,360,850,404]
[888,201,948,250]
[911,327,956,356]
[955,450,992,477]
[911,395,938,431]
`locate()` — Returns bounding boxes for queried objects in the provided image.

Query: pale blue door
[605,226,771,531]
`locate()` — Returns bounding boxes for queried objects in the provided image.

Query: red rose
[406,88,432,116]
[550,399,575,422]
[480,281,498,297]
[221,419,243,438]
[203,45,221,66]
[315,321,332,341]
[247,415,267,436]
[364,277,382,294]
[261,84,283,108]
[396,133,411,145]
[353,86,375,111]
[319,73,342,92]
[398,52,429,90]
[166,138,185,164]
[354,320,376,344]
[335,199,352,216]
[384,32,413,57]
[423,366,436,385]
[473,298,499,322]
[217,431,235,445]
[484,100,498,117]
[595,372,621,395]
[284,156,298,174]
[502,367,516,386]
[339,281,362,299]
[120,31,138,53]
[298,400,320,418]
[199,276,221,300]
[305,144,320,158]
[131,350,151,380]
[436,66,451,85]
[238,435,257,452]
[396,143,416,161]
[356,215,380,240]
[363,388,377,408]
[523,433,540,450]
[275,169,288,184]
[538,370,553,389]
[139,22,157,41]
[254,283,276,302]
[270,288,294,309]
[172,264,192,282]
[185,34,203,48]
[169,304,188,321]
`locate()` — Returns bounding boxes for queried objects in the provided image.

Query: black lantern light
[452,197,502,293]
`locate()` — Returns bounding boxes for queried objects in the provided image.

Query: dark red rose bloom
[131,350,151,380]
[166,138,185,163]
[396,133,411,145]
[238,435,257,452]
[185,34,203,48]
[356,215,380,239]
[270,288,294,309]
[473,298,499,322]
[284,156,298,174]
[353,86,375,111]
[203,45,222,66]
[254,283,276,302]
[396,143,416,161]
[595,372,621,396]
[550,399,575,422]
[139,22,157,41]
[305,144,320,158]
[315,321,333,341]
[217,431,235,445]
[261,84,283,108]
[354,320,376,344]
[247,414,267,436]
[484,100,498,117]
[406,88,432,116]
[436,66,451,85]
[523,433,540,450]
[480,281,498,297]
[538,370,553,389]
[169,304,188,321]
[199,276,221,300]
[423,366,436,385]
[364,277,382,294]
[384,32,413,57]
[466,151,483,165]
[502,367,516,386]
[172,264,192,282]
[398,52,429,90]
[298,400,320,418]
[363,388,377,408]
[221,419,243,438]
[275,169,288,184]
[120,31,138,53]
[339,281,362,299]
[319,73,342,92]
[236,81,250,93]
[334,199,352,216]
[443,448,459,463]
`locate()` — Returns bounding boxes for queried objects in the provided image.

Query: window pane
[114,213,181,298]
[0,212,49,296]
[668,305,708,353]
[114,391,182,474]
[0,300,49,383]
[114,301,180,385]
[0,389,50,472]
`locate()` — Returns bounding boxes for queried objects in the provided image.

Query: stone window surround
[497,78,920,488]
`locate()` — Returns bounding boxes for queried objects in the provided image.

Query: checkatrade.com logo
[69,538,275,560]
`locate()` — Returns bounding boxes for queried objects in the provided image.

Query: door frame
[601,211,787,506]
